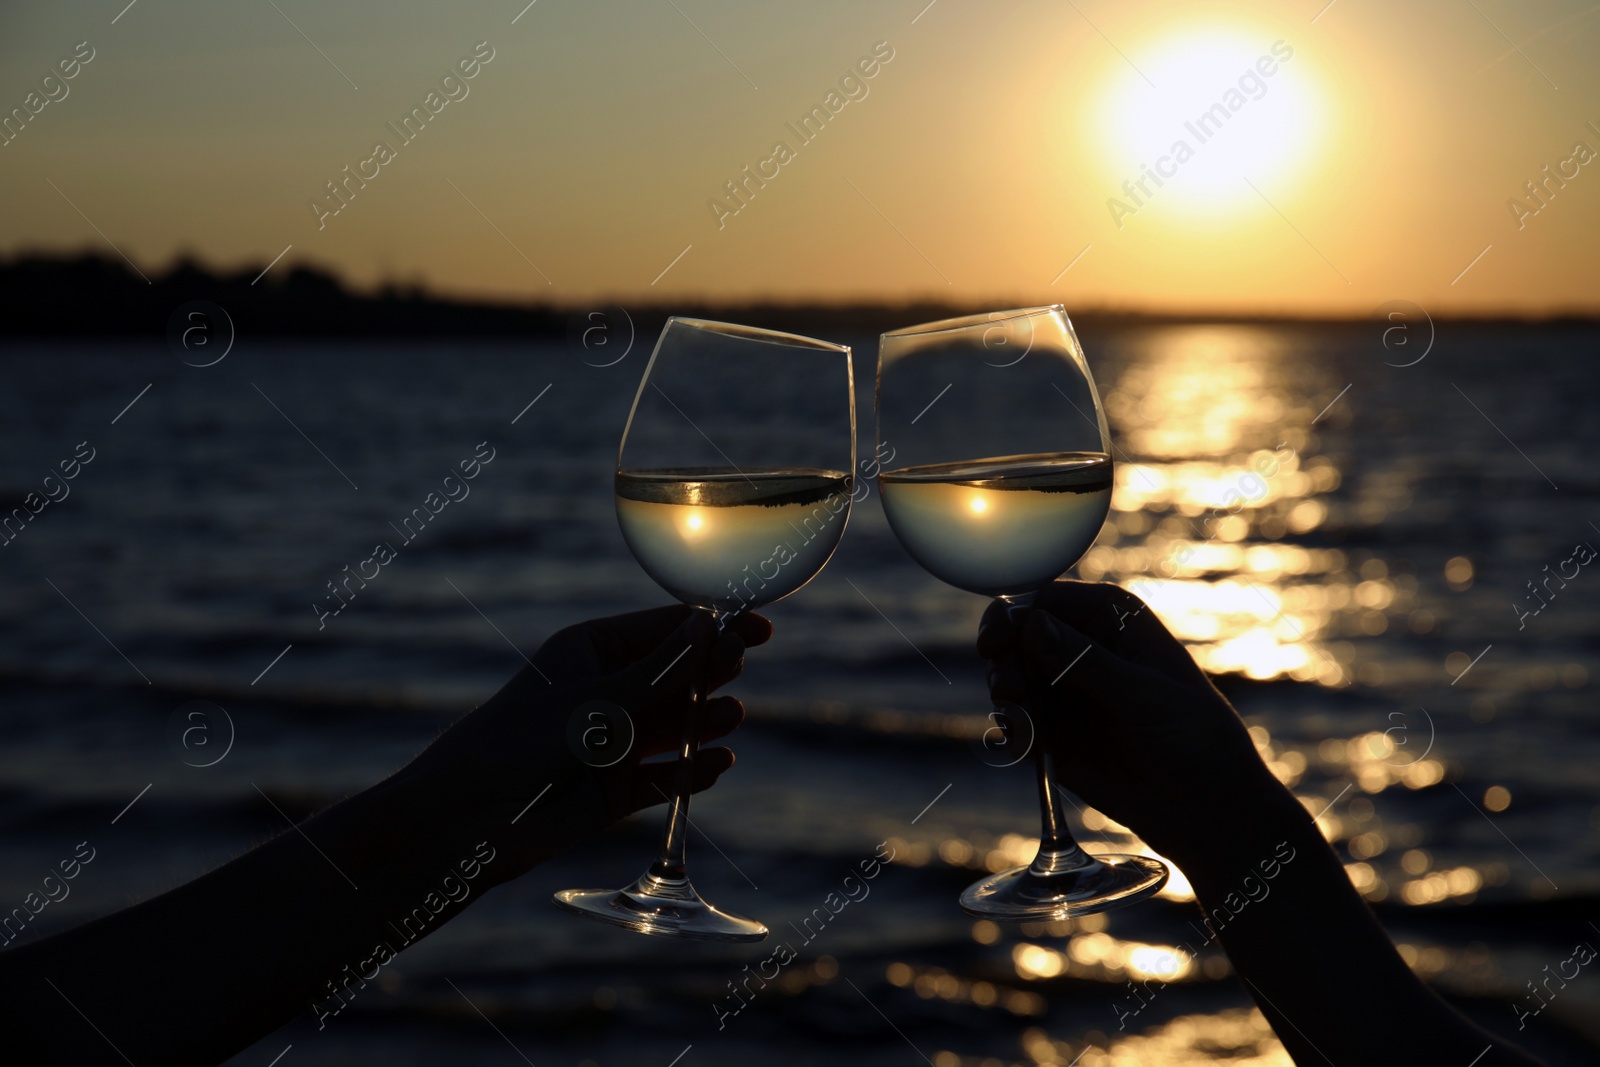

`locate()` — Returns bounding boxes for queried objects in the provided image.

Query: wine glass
[875,305,1168,920]
[554,317,855,941]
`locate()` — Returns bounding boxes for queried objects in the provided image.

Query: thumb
[1022,610,1141,700]
[596,610,716,704]
[622,747,736,816]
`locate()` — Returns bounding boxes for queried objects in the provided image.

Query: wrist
[1158,769,1320,893]
[283,777,504,979]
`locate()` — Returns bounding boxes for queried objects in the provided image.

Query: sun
[1095,27,1325,217]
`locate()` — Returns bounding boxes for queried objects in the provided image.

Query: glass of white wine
[876,305,1168,920]
[554,317,855,941]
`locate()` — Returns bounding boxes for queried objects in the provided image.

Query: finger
[1020,610,1145,701]
[582,606,770,661]
[696,696,746,745]
[581,605,771,658]
[1032,580,1148,640]
[600,610,718,701]
[620,625,750,704]
[633,696,745,757]
[623,747,736,814]
[988,653,1030,704]
[1034,581,1206,683]
[701,628,750,694]
[975,599,1018,660]
[524,605,693,689]
[720,610,773,649]
[571,604,697,664]
[593,621,747,762]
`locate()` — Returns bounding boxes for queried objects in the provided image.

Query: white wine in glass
[879,453,1112,598]
[616,469,852,612]
[876,306,1168,920]
[555,317,855,941]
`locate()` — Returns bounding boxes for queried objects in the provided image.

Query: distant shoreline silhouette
[3,252,1595,338]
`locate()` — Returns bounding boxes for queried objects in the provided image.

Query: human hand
[976,581,1291,867]
[393,605,771,885]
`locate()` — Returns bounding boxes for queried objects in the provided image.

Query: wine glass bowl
[615,467,853,616]
[554,317,855,942]
[876,305,1168,920]
[878,452,1112,599]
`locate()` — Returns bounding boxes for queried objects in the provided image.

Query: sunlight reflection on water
[1086,325,1376,688]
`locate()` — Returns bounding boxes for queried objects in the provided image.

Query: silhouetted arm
[979,581,1543,1067]
[0,607,767,1067]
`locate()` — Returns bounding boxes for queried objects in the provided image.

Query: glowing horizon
[0,0,1596,317]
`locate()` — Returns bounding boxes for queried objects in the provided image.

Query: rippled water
[1,324,1596,1065]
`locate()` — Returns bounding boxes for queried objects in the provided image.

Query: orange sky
[1,0,1597,315]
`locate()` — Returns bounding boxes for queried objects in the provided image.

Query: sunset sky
[2,0,1597,315]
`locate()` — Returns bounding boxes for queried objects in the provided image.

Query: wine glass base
[553,870,768,943]
[959,852,1168,921]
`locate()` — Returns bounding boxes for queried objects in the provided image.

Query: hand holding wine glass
[399,604,771,885]
[555,317,855,941]
[876,305,1167,920]
[976,580,1275,869]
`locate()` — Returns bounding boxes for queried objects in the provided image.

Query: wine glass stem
[1033,745,1085,873]
[649,606,720,882]
[1002,591,1087,876]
